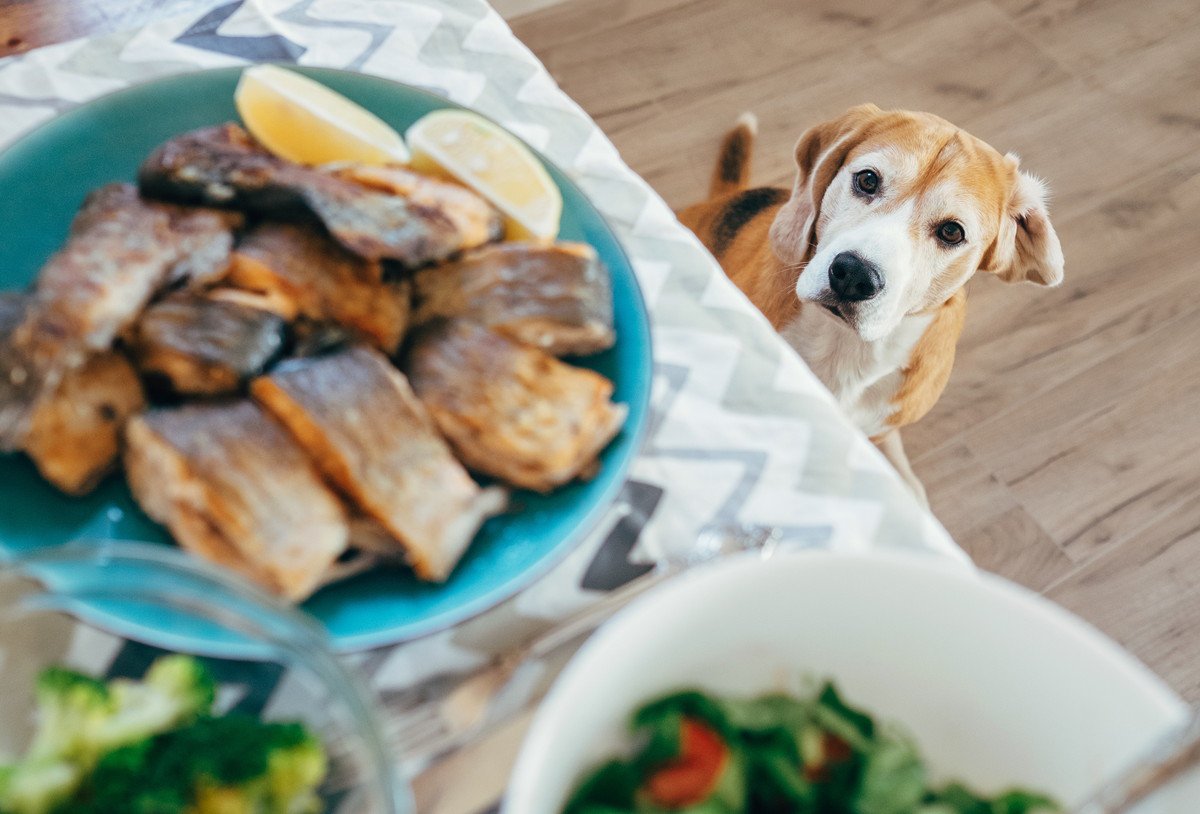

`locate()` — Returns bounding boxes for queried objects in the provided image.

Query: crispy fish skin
[336,166,502,259]
[412,242,616,356]
[55,184,241,308]
[251,346,506,581]
[3,291,146,495]
[0,292,23,335]
[31,184,179,362]
[301,175,461,269]
[139,124,499,268]
[137,124,311,215]
[24,352,146,495]
[128,292,288,397]
[158,204,244,290]
[0,184,240,446]
[228,224,410,353]
[289,321,357,359]
[407,321,627,493]
[124,402,349,602]
[0,293,35,448]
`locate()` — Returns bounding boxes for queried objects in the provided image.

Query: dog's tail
[709,112,758,198]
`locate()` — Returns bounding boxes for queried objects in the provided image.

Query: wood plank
[1047,506,1200,703]
[1085,15,1200,137]
[913,443,1075,590]
[507,0,699,49]
[949,82,1193,223]
[993,0,1200,74]
[529,1,1071,208]
[955,285,1200,560]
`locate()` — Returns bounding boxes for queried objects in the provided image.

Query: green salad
[0,656,327,814]
[564,682,1060,814]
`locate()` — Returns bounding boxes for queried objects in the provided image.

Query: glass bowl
[0,540,412,814]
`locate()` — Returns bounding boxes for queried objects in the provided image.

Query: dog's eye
[936,220,965,245]
[852,169,880,196]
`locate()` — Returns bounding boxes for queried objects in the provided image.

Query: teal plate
[0,67,652,657]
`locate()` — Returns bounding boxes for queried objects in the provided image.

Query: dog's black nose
[829,251,883,302]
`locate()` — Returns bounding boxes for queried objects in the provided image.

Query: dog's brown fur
[678,114,969,435]
[678,106,1063,503]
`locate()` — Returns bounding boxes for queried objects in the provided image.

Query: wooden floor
[500,0,1200,702]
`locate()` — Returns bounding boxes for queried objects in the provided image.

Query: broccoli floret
[84,656,216,764]
[65,737,189,814]
[26,657,215,773]
[66,715,327,814]
[189,785,256,813]
[146,656,218,713]
[26,668,113,765]
[191,734,325,814]
[0,758,81,814]
[1,669,103,814]
[262,733,326,814]
[10,659,320,814]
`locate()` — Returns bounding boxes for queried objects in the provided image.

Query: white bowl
[506,551,1191,813]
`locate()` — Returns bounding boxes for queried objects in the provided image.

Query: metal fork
[325,523,781,786]
[1072,710,1200,814]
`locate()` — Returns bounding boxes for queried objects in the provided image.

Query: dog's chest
[780,308,933,438]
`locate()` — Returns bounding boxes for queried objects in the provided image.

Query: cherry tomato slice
[644,718,729,808]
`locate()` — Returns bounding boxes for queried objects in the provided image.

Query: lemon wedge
[407,110,562,242]
[234,64,410,166]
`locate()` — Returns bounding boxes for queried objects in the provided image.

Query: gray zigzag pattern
[58,29,212,84]
[644,357,930,551]
[274,0,394,70]
[641,362,685,443]
[0,93,71,112]
[410,2,596,161]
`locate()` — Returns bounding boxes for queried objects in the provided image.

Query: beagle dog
[678,104,1064,505]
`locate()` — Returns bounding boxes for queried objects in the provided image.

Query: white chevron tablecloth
[0,0,970,810]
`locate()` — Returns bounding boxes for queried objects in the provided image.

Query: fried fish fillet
[124,402,349,602]
[0,184,240,446]
[337,166,502,262]
[289,321,356,359]
[406,321,627,493]
[412,242,616,356]
[2,292,146,495]
[139,124,502,268]
[128,292,288,397]
[228,224,410,353]
[251,346,506,581]
[24,352,146,495]
[158,204,244,291]
[66,184,242,292]
[0,292,23,336]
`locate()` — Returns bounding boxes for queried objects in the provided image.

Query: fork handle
[522,565,674,662]
[1074,712,1200,814]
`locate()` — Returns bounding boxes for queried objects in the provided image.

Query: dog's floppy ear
[770,103,880,266]
[987,155,1064,286]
